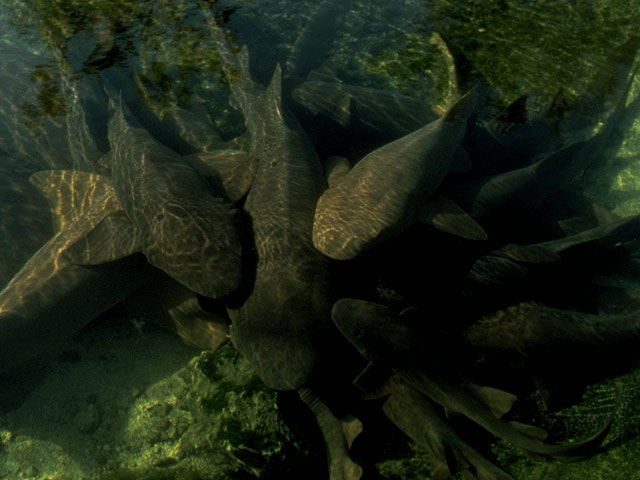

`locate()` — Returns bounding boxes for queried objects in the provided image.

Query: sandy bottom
[0,310,300,480]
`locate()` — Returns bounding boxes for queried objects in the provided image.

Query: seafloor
[3,307,640,480]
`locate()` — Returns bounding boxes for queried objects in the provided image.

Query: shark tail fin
[443,89,478,123]
[30,169,144,266]
[62,212,144,265]
[29,170,119,233]
[430,32,459,103]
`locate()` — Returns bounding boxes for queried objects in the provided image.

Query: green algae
[376,442,442,480]
[117,345,301,479]
[363,0,640,112]
[0,317,306,480]
[1,0,246,138]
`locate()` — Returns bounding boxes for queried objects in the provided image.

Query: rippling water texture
[0,1,639,479]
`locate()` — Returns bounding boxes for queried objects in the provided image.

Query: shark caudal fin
[30,170,143,265]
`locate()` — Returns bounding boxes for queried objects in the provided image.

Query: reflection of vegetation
[363,32,456,109]
[367,0,640,110]
[22,63,68,120]
[135,0,226,109]
[5,0,639,122]
[4,0,244,126]
[4,0,148,51]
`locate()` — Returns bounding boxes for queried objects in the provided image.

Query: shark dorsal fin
[168,298,230,351]
[284,0,344,81]
[237,44,251,78]
[420,196,488,241]
[184,149,253,204]
[225,44,254,113]
[324,155,352,186]
[267,63,284,116]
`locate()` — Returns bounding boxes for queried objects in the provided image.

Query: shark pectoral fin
[557,215,599,236]
[291,79,354,126]
[168,297,230,351]
[559,204,624,236]
[184,149,253,204]
[468,384,518,419]
[341,415,363,449]
[62,211,144,265]
[324,156,352,187]
[29,170,119,232]
[592,203,622,224]
[449,146,471,174]
[420,196,488,241]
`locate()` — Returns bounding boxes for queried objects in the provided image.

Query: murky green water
[1,1,640,479]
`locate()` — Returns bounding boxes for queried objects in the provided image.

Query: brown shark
[383,375,517,480]
[463,301,640,408]
[105,94,244,299]
[331,298,618,463]
[201,6,332,391]
[313,91,477,260]
[0,170,151,373]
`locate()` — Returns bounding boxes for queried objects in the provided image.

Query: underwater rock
[0,318,309,480]
[118,347,302,478]
[72,401,101,434]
